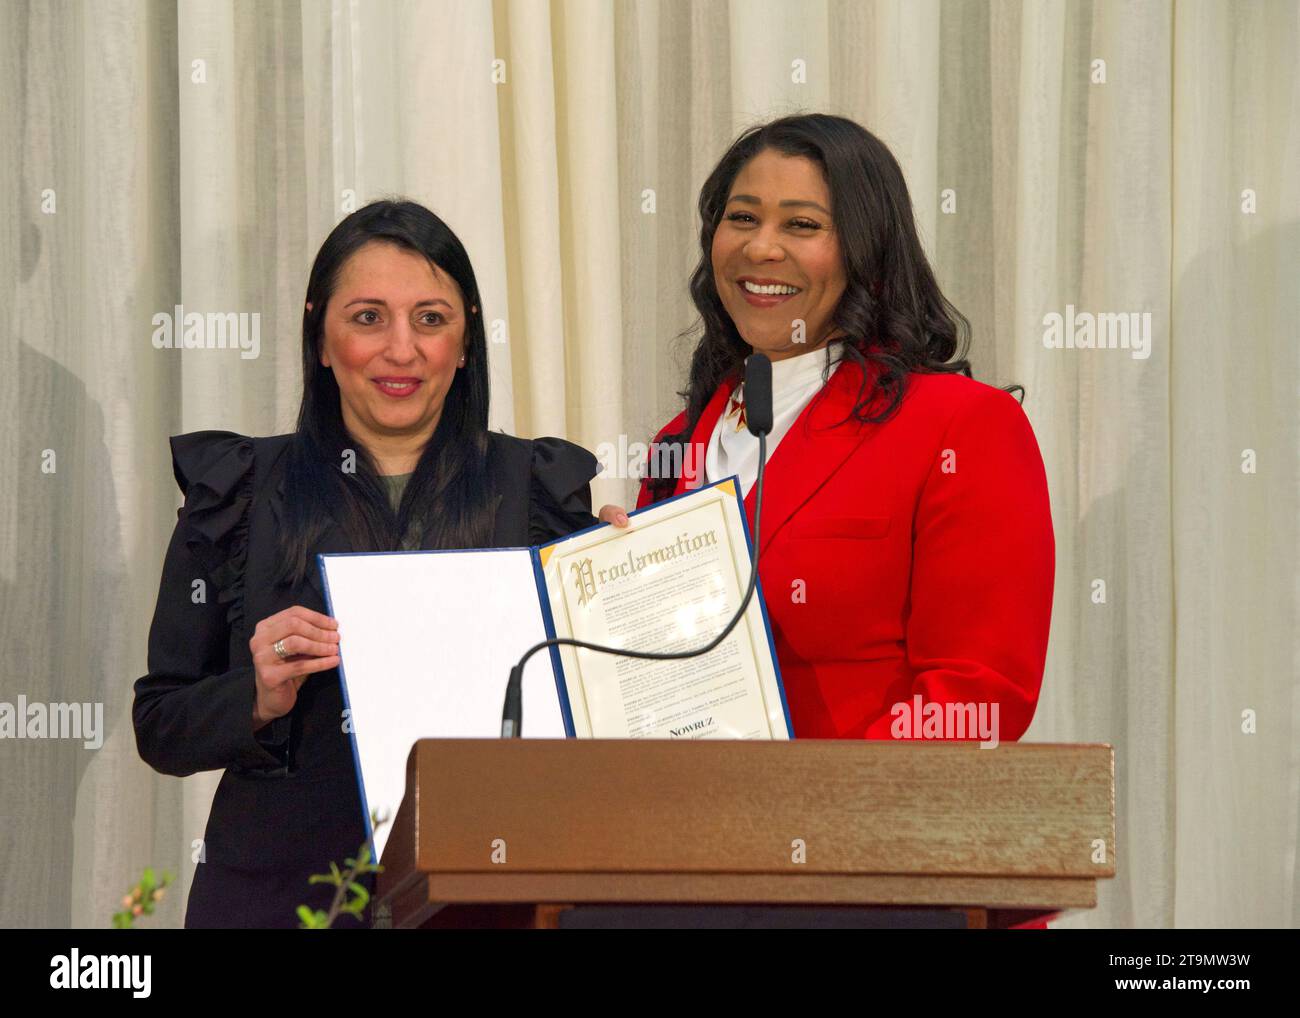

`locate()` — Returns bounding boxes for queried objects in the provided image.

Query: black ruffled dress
[132,430,599,928]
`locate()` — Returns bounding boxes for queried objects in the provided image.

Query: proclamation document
[540,478,791,740]
[319,477,791,857]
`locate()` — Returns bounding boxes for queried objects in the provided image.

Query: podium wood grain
[376,739,1115,928]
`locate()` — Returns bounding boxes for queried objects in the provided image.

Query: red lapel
[685,356,879,556]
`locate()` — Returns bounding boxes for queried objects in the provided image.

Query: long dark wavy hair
[274,199,493,587]
[646,112,1022,502]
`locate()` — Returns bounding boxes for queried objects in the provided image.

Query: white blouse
[704,341,844,497]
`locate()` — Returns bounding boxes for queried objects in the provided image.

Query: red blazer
[636,356,1055,742]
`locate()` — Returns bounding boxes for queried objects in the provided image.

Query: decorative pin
[725,391,747,432]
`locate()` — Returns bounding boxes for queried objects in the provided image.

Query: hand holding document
[319,476,791,858]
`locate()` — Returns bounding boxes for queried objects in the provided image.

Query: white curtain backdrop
[0,0,1295,929]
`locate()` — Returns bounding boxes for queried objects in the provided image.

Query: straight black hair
[647,113,1022,502]
[275,199,493,587]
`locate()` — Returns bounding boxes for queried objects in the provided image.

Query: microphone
[501,352,774,737]
[743,348,772,437]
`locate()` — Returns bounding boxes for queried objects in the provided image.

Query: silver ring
[273,638,289,661]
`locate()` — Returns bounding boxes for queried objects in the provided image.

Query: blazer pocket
[787,514,892,540]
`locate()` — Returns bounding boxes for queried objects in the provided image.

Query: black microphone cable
[501,354,772,738]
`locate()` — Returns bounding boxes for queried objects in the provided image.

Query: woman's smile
[372,376,423,398]
[736,275,803,308]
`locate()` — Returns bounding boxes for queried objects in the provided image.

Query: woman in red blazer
[635,114,1055,749]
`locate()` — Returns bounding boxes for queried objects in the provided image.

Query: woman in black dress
[133,199,615,928]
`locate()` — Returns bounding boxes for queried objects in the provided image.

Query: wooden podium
[374,739,1114,929]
